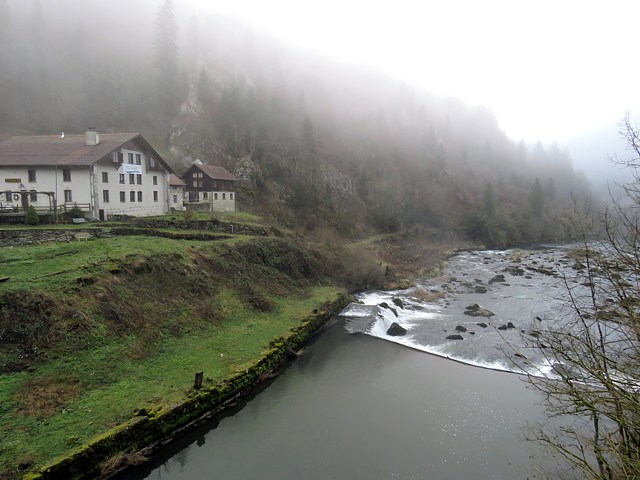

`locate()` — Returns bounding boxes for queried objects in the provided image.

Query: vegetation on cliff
[0,1,594,247]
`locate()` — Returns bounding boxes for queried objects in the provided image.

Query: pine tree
[154,0,183,123]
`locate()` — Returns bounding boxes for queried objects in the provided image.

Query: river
[118,247,579,480]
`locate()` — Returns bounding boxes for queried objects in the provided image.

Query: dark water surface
[119,318,546,480]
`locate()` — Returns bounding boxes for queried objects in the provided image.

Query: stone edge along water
[22,293,351,480]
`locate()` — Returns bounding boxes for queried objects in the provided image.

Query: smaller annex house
[169,173,186,211]
[0,129,174,220]
[184,161,237,213]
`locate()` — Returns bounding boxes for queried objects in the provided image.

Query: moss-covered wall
[23,294,350,480]
[0,229,103,246]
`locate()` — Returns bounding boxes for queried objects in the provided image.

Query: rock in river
[387,322,407,336]
[464,303,495,318]
[454,325,468,332]
[446,334,464,340]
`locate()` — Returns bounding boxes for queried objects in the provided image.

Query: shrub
[26,205,39,225]
[69,204,84,219]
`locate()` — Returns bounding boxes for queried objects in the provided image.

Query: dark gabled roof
[193,164,237,181]
[0,133,173,173]
[169,173,186,186]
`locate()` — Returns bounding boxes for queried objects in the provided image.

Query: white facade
[93,148,170,218]
[0,136,172,219]
[189,191,236,212]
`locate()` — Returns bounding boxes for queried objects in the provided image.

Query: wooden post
[193,371,203,390]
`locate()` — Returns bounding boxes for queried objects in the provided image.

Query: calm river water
[119,248,575,480]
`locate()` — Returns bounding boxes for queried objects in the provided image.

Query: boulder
[446,334,464,340]
[392,297,405,309]
[497,325,508,331]
[507,322,515,329]
[379,302,399,317]
[503,266,525,276]
[489,274,506,284]
[474,286,488,294]
[387,322,407,336]
[454,325,468,332]
[464,304,495,317]
[476,322,488,328]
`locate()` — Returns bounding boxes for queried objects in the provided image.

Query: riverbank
[372,231,476,289]
[0,220,468,479]
[0,232,357,480]
[22,293,350,480]
[116,315,547,480]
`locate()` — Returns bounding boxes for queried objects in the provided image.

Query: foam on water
[340,247,577,376]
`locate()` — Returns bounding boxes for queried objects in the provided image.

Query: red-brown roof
[195,164,237,181]
[0,133,173,173]
[169,173,186,186]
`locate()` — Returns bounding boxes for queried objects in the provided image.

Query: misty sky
[190,0,640,144]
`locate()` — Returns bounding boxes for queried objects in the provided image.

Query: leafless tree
[524,114,640,479]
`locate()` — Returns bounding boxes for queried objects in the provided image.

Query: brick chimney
[85,128,99,146]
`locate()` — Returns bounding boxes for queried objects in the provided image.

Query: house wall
[0,166,92,211]
[93,146,169,218]
[0,145,171,218]
[189,191,236,212]
[169,185,185,211]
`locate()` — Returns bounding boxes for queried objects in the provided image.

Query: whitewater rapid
[340,247,574,375]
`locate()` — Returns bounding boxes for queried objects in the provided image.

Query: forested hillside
[0,0,593,245]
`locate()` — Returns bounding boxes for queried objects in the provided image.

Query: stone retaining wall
[0,220,268,247]
[0,229,104,247]
[129,219,268,236]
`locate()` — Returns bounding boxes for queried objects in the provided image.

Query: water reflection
[118,318,547,480]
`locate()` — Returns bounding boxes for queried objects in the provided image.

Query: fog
[0,0,613,240]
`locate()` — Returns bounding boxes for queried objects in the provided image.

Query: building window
[129,174,135,184]
[4,191,11,202]
[172,194,178,204]
[153,175,158,185]
[223,193,226,200]
[118,152,124,163]
[103,190,110,203]
[136,174,142,185]
[230,193,233,200]
[153,191,158,202]
[102,172,109,183]
[62,168,71,182]
[64,189,72,202]
[203,192,208,200]
[30,192,37,202]
[214,192,218,200]
[135,153,141,165]
[130,191,135,202]
[119,174,125,184]
[192,180,198,188]
[28,169,36,182]
[128,152,134,163]
[137,191,143,202]
[149,157,156,168]
[120,191,126,202]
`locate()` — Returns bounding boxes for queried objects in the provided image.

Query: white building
[169,173,186,211]
[0,129,174,220]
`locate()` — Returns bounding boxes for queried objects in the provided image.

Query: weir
[342,247,573,376]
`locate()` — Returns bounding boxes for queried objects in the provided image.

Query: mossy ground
[0,230,345,479]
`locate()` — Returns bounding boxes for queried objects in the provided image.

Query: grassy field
[0,227,345,478]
